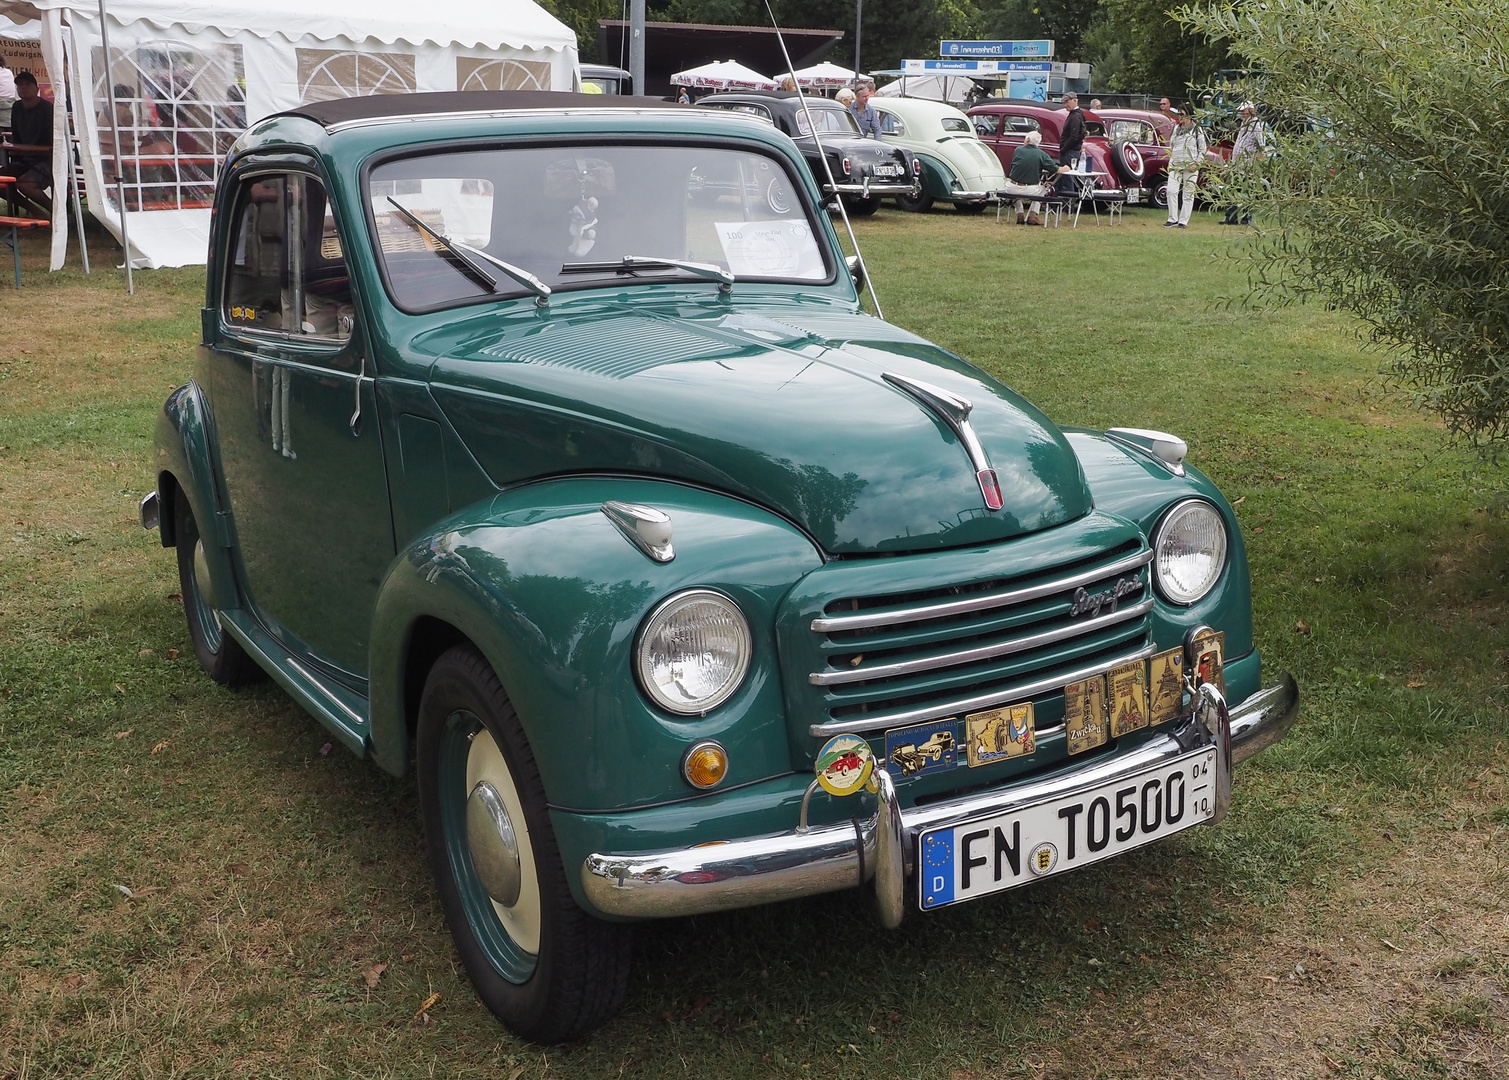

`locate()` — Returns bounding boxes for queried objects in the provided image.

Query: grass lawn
[2,206,1506,1079]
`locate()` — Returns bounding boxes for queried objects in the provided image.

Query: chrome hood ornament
[883,372,1004,511]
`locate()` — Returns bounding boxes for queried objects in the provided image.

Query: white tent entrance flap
[0,0,580,268]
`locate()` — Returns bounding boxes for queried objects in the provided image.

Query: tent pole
[97,0,132,293]
[64,33,90,273]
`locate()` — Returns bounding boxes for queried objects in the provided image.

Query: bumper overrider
[581,673,1297,926]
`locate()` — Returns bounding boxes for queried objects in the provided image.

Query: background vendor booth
[0,0,580,269]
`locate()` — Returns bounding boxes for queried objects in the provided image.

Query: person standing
[0,55,16,130]
[1163,108,1206,229]
[849,81,882,139]
[10,71,54,217]
[1056,92,1086,194]
[1222,101,1268,224]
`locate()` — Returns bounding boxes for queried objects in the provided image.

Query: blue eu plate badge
[921,831,954,908]
[884,719,958,778]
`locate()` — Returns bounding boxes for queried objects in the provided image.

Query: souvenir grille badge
[1108,659,1149,737]
[1191,629,1227,695]
[1064,675,1108,755]
[965,703,1034,767]
[1148,647,1185,726]
[814,733,875,796]
[884,719,958,778]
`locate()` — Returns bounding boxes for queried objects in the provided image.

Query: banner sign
[940,40,1054,59]
[902,59,1052,75]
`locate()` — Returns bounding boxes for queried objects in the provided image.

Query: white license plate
[873,165,902,177]
[1126,189,1143,204]
[918,747,1217,909]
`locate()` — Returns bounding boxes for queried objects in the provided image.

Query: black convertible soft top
[280,91,685,129]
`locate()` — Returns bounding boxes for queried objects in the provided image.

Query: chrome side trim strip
[810,597,1153,686]
[287,657,365,728]
[578,672,1297,922]
[808,641,1156,736]
[811,548,1153,633]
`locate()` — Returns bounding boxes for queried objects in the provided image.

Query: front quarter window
[368,143,831,311]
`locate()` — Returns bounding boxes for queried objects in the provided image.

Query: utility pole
[630,0,646,97]
[854,0,862,78]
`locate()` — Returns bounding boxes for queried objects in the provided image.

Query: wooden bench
[0,206,50,288]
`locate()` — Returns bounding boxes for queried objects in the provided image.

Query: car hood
[417,299,1090,554]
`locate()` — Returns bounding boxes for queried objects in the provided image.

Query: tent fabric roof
[284,90,683,128]
[0,0,575,51]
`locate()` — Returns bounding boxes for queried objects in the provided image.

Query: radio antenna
[761,0,883,318]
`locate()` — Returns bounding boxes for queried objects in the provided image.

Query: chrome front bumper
[581,673,1298,925]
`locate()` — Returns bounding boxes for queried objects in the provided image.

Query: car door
[205,164,394,685]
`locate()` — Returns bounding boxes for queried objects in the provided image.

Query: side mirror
[847,255,866,290]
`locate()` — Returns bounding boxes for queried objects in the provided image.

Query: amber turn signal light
[682,741,729,789]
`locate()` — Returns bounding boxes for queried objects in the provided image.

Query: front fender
[153,379,240,613]
[1066,429,1255,676]
[369,477,824,810]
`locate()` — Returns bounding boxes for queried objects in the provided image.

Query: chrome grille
[801,541,1154,738]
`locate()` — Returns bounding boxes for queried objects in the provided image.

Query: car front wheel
[417,645,633,1043]
[175,492,261,687]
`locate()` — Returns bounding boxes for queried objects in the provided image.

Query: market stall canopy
[790,61,858,89]
[0,0,580,269]
[874,73,983,106]
[670,59,777,91]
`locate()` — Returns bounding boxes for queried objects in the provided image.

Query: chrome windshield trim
[808,641,1156,737]
[811,548,1154,634]
[810,597,1152,686]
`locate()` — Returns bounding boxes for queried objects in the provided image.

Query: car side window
[1003,115,1041,135]
[877,111,905,137]
[224,172,354,341]
[973,114,1000,137]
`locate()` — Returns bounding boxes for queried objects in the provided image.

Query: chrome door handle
[350,355,365,434]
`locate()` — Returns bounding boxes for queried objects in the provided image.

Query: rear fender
[154,380,240,613]
[368,477,823,809]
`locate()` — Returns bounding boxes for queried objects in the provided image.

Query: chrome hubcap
[466,780,522,906]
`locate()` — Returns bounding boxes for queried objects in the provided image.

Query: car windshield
[368,143,830,310]
[795,106,861,136]
[1107,119,1160,144]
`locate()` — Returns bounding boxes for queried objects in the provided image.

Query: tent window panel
[92,42,245,213]
[224,174,354,341]
[297,49,416,104]
[457,58,551,92]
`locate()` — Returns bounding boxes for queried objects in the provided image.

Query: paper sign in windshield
[714,220,825,280]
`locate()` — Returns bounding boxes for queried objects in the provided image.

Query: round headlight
[1153,499,1228,605]
[636,589,752,715]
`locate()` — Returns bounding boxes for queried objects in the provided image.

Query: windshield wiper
[385,198,551,306]
[560,255,734,294]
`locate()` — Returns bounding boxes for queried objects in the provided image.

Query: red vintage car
[1095,108,1226,210]
[966,101,1148,204]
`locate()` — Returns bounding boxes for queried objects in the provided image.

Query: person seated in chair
[9,71,53,217]
[1001,130,1068,225]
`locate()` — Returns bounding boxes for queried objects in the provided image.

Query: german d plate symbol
[814,733,875,796]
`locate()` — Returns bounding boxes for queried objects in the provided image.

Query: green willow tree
[1181,0,1509,449]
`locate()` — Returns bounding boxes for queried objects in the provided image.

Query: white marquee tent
[0,0,580,268]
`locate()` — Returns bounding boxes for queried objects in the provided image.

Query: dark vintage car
[967,100,1148,204]
[143,89,1297,1043]
[697,90,919,215]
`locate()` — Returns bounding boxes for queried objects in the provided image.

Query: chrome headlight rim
[1152,498,1229,607]
[635,588,753,717]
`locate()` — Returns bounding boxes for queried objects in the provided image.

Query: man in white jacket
[1164,109,1207,229]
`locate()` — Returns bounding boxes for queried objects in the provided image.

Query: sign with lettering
[901,59,1052,75]
[940,40,1055,59]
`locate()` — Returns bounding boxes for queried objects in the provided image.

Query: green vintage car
[143,91,1297,1042]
